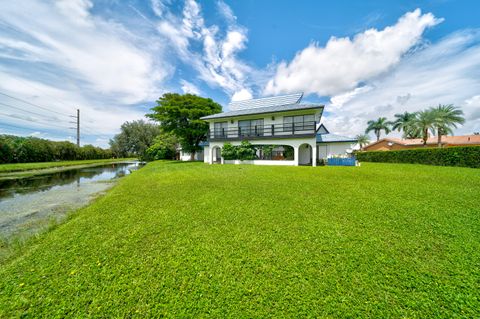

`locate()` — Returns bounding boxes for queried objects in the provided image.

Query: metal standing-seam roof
[228,92,304,110]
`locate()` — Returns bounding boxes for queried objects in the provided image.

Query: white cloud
[231,88,253,101]
[153,0,259,100]
[323,30,480,137]
[265,9,442,96]
[0,0,168,104]
[0,0,168,145]
[180,79,200,95]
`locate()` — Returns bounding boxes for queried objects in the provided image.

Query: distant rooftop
[368,135,480,147]
[201,92,323,120]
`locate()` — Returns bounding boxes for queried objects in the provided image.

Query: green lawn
[0,162,478,317]
[0,158,136,174]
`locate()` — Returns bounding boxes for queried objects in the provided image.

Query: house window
[283,114,315,132]
[238,119,264,136]
[214,122,228,138]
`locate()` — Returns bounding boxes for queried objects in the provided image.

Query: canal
[0,161,143,240]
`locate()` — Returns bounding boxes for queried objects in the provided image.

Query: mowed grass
[0,158,135,173]
[0,162,479,317]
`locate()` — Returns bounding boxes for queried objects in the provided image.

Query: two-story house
[199,93,357,166]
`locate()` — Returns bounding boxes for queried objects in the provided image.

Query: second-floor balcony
[208,121,317,141]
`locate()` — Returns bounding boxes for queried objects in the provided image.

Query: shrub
[236,141,256,160]
[221,141,257,161]
[143,133,177,161]
[356,146,480,168]
[0,134,112,164]
[221,143,237,160]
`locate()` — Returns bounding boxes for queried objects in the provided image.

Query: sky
[0,0,479,147]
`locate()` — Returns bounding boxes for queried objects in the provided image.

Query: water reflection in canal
[0,161,143,239]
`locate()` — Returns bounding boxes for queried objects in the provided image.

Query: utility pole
[69,109,80,146]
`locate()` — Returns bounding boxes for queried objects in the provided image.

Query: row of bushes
[222,141,257,160]
[356,146,480,168]
[0,135,113,164]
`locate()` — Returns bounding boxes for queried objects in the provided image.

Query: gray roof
[228,92,303,111]
[316,132,357,143]
[201,103,323,120]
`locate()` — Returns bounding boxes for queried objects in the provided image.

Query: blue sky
[0,0,479,147]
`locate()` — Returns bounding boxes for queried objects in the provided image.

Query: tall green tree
[414,110,437,145]
[365,117,392,141]
[147,93,222,160]
[109,120,160,158]
[431,104,465,147]
[355,134,370,150]
[392,111,420,138]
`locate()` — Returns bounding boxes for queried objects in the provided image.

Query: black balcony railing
[209,121,316,140]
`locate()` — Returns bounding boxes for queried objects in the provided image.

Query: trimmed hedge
[356,146,480,168]
[0,134,113,164]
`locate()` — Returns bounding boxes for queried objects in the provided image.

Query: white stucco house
[198,93,356,166]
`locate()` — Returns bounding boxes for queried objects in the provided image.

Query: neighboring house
[316,124,358,158]
[363,135,480,151]
[200,93,357,166]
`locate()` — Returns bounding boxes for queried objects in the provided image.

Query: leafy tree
[365,117,392,141]
[109,120,160,158]
[54,141,78,160]
[0,135,111,163]
[392,111,420,138]
[0,135,14,163]
[355,134,370,150]
[144,133,178,161]
[430,104,465,147]
[147,93,222,160]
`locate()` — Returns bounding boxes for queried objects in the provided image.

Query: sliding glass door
[238,119,264,137]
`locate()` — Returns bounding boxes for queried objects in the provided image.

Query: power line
[0,112,71,131]
[0,91,71,117]
[6,76,76,113]
[0,122,75,141]
[0,101,60,120]
[0,122,36,131]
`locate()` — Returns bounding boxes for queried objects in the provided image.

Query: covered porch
[207,138,318,167]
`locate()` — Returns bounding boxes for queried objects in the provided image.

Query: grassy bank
[0,162,478,317]
[0,158,136,173]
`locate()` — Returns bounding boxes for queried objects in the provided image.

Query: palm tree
[365,117,392,141]
[392,111,420,138]
[431,104,465,147]
[355,134,370,150]
[414,110,436,145]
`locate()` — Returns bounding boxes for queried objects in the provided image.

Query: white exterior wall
[180,149,204,161]
[317,142,354,159]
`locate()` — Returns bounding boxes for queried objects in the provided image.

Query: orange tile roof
[366,135,480,148]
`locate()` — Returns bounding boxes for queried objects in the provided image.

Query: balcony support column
[208,146,214,164]
[312,144,317,167]
[294,146,299,166]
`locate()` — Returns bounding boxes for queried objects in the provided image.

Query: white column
[312,144,317,167]
[209,147,214,164]
[294,146,299,166]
